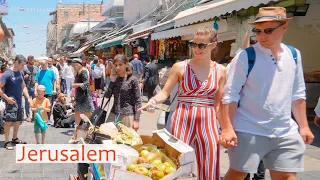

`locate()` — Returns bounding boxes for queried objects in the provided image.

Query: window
[79,11,84,16]
[64,11,68,18]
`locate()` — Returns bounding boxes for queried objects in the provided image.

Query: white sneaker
[68,139,79,144]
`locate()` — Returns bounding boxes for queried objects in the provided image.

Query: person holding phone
[104,55,141,130]
[139,28,236,180]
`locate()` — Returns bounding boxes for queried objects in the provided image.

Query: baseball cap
[15,54,27,63]
[72,58,83,65]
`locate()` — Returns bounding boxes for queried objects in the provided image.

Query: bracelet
[150,97,158,105]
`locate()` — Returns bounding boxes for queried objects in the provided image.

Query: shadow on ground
[61,130,74,136]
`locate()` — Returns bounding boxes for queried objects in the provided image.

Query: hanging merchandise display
[168,38,188,61]
[149,40,155,55]
[155,37,189,63]
[158,39,165,61]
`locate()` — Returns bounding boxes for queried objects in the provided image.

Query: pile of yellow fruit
[127,144,178,180]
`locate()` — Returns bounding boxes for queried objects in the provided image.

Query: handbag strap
[166,91,178,111]
[100,96,112,109]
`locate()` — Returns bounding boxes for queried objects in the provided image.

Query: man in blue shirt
[0,55,33,150]
[130,54,144,81]
[35,59,56,122]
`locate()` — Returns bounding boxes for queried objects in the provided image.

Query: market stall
[154,37,189,64]
[68,101,197,180]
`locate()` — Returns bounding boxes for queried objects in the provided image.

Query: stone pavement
[0,96,320,179]
[0,122,77,180]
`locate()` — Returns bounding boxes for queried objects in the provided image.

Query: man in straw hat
[222,7,314,180]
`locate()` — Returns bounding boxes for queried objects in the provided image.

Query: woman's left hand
[133,121,139,131]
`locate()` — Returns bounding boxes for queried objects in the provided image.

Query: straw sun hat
[248,7,292,25]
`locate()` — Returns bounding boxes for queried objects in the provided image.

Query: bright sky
[3,0,105,58]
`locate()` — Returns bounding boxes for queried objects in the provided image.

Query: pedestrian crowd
[0,7,318,180]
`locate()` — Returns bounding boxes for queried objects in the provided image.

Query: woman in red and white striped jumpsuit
[139,27,237,180]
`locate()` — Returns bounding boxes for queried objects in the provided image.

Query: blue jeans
[25,88,35,117]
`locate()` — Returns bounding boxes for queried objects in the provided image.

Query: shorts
[94,78,102,90]
[34,121,46,134]
[228,132,306,173]
[4,102,24,122]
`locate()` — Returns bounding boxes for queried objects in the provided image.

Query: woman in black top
[104,54,141,130]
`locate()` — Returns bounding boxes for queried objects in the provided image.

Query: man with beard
[0,55,33,150]
[23,55,39,122]
[53,93,74,128]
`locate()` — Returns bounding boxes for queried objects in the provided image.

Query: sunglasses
[252,23,285,35]
[189,41,213,50]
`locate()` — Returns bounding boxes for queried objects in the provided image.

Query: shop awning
[128,20,174,39]
[123,32,151,44]
[95,34,127,50]
[174,0,281,28]
[151,21,225,40]
[69,44,92,57]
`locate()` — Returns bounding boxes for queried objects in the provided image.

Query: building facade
[46,3,104,56]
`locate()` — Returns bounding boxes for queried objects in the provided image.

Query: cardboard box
[112,163,194,180]
[176,174,197,180]
[111,129,196,180]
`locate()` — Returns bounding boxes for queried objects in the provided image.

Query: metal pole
[88,3,90,31]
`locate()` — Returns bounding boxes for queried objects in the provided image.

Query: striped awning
[95,34,127,50]
[174,0,281,28]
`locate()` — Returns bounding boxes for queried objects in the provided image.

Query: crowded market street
[1,0,320,180]
[0,97,319,179]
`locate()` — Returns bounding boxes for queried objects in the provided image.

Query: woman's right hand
[138,98,157,113]
[110,73,117,82]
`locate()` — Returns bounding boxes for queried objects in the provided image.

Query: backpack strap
[286,45,297,64]
[238,47,256,108]
[245,47,256,77]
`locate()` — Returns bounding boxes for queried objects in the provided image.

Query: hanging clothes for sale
[149,40,155,55]
[159,39,165,60]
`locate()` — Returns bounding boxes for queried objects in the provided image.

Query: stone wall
[56,3,103,48]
